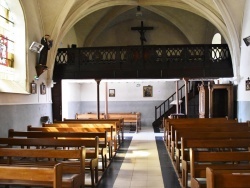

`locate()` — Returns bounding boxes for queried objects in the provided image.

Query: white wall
[62,81,82,118]
[62,79,184,126]
[80,80,179,101]
[237,0,250,122]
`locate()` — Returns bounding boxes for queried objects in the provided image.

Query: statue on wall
[35,35,52,78]
[38,34,53,66]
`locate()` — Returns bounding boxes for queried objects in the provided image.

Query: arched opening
[212,33,222,61]
[212,33,222,44]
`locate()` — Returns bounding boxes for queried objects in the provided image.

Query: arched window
[212,33,222,61]
[0,0,26,93]
[212,33,221,44]
[0,1,14,67]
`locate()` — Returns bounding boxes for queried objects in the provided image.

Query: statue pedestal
[36,64,48,77]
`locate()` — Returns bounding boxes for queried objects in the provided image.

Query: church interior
[0,0,250,187]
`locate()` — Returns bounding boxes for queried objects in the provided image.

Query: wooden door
[208,82,233,119]
[52,80,62,121]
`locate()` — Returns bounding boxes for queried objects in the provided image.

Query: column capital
[183,77,189,83]
[95,79,101,84]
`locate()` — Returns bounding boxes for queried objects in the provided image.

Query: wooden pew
[0,137,99,188]
[0,163,63,188]
[168,122,249,157]
[76,112,141,133]
[206,167,250,188]
[181,138,250,188]
[0,147,86,188]
[62,118,125,142]
[174,131,250,174]
[51,120,123,145]
[27,125,116,158]
[163,117,238,143]
[75,112,106,119]
[8,129,108,172]
[190,149,250,188]
[42,122,118,149]
[106,112,141,133]
[170,123,249,157]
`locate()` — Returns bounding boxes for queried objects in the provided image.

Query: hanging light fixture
[136,6,142,19]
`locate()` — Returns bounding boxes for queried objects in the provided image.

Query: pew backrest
[0,163,63,188]
[27,125,113,141]
[75,113,105,119]
[181,138,250,188]
[164,117,240,141]
[60,118,124,142]
[175,130,250,151]
[190,149,250,178]
[0,137,98,160]
[8,129,108,149]
[206,167,250,188]
[0,147,86,174]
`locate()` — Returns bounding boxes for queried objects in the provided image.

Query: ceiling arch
[46,0,238,80]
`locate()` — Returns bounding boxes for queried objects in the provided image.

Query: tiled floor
[97,126,181,188]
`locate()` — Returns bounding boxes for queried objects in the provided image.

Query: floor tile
[97,126,181,188]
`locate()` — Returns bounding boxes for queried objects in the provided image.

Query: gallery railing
[54,44,233,80]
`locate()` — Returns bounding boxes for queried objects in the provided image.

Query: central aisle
[113,126,165,188]
[98,126,181,188]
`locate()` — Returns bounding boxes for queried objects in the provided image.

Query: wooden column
[176,81,179,114]
[95,79,101,119]
[105,82,108,119]
[208,82,213,118]
[183,78,189,116]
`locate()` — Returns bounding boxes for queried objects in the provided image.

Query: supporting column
[183,78,189,116]
[208,82,213,118]
[105,82,108,119]
[95,79,101,119]
[176,81,179,114]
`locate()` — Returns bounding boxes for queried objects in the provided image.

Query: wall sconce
[246,77,250,91]
[243,36,250,46]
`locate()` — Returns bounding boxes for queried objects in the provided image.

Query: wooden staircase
[152,82,199,132]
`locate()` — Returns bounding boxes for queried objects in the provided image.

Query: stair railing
[154,82,193,120]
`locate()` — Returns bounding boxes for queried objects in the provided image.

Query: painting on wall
[143,85,153,97]
[30,81,37,94]
[40,82,46,95]
[109,89,115,97]
[246,77,250,91]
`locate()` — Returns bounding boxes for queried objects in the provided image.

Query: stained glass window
[0,1,14,67]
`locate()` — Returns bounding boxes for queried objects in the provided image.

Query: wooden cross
[131,21,154,46]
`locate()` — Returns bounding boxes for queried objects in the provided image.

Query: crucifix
[131,21,154,46]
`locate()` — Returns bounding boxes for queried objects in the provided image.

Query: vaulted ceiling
[25,0,245,80]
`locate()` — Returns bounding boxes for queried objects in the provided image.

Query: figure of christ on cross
[131,21,154,46]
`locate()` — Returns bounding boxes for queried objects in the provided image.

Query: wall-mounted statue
[38,34,53,66]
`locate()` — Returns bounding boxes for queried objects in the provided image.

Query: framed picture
[143,85,153,97]
[246,78,250,91]
[40,82,46,95]
[30,81,37,94]
[109,89,115,97]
